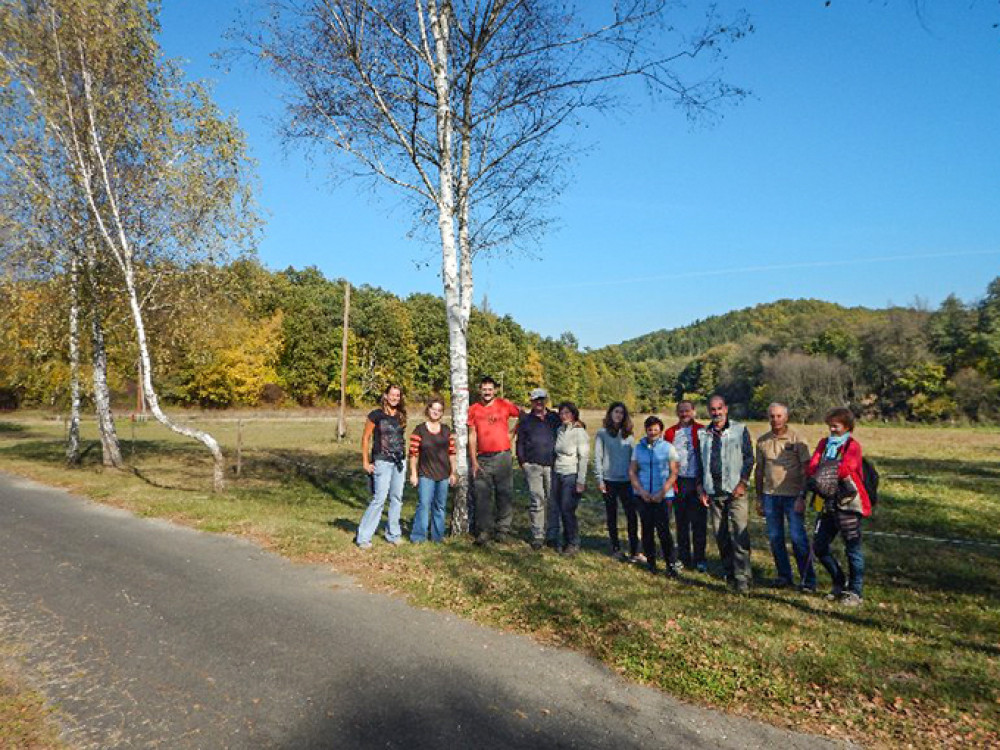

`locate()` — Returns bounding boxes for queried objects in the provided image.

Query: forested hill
[2,261,998,423]
[613,299,902,361]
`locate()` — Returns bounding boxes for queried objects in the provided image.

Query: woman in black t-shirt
[356,384,408,548]
[408,397,457,542]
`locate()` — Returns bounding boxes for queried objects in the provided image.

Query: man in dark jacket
[516,388,560,550]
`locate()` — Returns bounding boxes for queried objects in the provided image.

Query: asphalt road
[0,472,850,749]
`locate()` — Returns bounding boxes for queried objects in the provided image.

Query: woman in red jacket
[805,407,870,607]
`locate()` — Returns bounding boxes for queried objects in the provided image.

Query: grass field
[0,410,998,748]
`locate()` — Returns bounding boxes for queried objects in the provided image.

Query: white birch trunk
[84,245,123,468]
[60,37,226,490]
[90,305,122,467]
[66,251,81,465]
[428,1,472,534]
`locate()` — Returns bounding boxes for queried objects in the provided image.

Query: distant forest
[2,261,999,423]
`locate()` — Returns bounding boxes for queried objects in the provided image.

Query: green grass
[0,411,997,748]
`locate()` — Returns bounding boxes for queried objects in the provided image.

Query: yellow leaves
[179,309,284,407]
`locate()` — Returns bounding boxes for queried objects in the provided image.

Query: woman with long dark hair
[356,384,408,548]
[551,401,590,556]
[594,402,638,560]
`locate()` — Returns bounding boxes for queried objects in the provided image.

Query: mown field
[0,410,998,748]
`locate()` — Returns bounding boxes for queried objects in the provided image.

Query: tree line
[4,261,999,424]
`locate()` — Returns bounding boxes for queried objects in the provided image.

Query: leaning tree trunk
[122,264,226,490]
[65,251,81,465]
[64,42,225,491]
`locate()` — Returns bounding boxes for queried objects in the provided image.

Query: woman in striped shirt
[408,397,457,542]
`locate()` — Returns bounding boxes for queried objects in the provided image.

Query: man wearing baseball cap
[515,388,560,549]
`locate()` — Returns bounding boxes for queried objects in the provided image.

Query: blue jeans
[763,494,816,588]
[551,472,581,548]
[357,459,406,545]
[412,477,449,542]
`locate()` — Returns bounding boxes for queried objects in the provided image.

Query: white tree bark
[65,250,81,465]
[427,0,473,533]
[51,19,226,490]
[83,242,123,468]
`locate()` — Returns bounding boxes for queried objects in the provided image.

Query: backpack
[861,457,880,507]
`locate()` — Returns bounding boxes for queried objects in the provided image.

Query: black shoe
[474,533,491,547]
[494,533,509,544]
[530,539,544,551]
[562,545,579,557]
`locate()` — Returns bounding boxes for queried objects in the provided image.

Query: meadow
[0,410,997,748]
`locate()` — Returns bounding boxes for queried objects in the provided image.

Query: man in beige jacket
[754,402,816,590]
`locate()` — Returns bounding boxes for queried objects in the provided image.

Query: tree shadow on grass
[0,420,28,434]
[244,448,372,510]
[877,456,1000,481]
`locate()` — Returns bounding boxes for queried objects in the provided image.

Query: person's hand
[363,462,375,475]
[409,475,418,488]
[699,492,709,508]
[449,473,457,487]
[756,501,765,518]
[598,481,607,494]
[793,496,806,514]
[470,461,480,478]
[733,481,747,499]
[575,483,585,494]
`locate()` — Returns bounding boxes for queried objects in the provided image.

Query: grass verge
[0,411,998,748]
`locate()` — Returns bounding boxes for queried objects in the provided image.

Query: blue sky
[158,2,1000,349]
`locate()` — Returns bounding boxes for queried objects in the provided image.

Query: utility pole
[337,281,351,441]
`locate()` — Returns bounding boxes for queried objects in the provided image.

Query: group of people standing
[355,377,871,607]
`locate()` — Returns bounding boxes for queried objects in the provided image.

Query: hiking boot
[493,533,510,544]
[839,592,863,608]
[734,581,750,596]
[545,539,560,550]
[629,553,647,565]
[797,583,817,594]
[825,585,845,602]
[385,537,403,546]
[474,533,491,547]
[530,539,544,551]
[356,541,373,550]
[562,545,580,557]
[769,577,792,589]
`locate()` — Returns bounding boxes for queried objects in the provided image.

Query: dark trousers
[673,477,707,566]
[813,510,864,597]
[473,451,514,537]
[638,498,676,571]
[603,480,639,555]
[551,472,581,548]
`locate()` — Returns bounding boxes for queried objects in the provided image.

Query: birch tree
[249,0,749,530]
[2,0,256,489]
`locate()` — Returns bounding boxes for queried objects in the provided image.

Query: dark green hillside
[613,299,915,360]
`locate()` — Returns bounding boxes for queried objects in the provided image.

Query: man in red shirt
[468,376,522,545]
